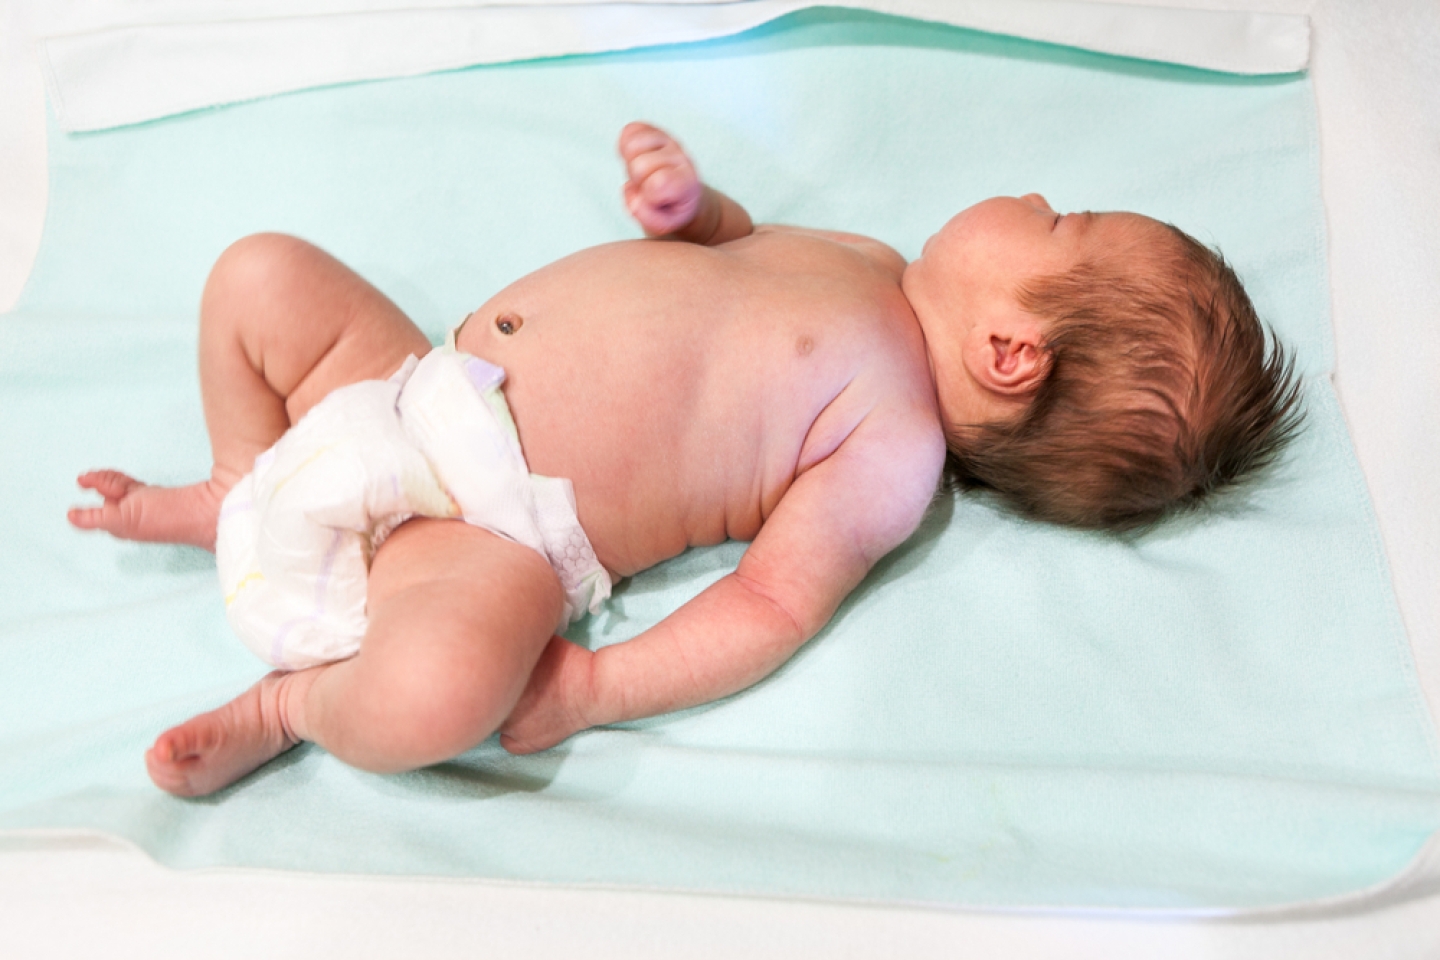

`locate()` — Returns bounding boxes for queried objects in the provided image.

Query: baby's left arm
[619,122,754,246]
[499,402,945,754]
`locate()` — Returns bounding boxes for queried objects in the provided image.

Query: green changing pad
[2,10,1437,911]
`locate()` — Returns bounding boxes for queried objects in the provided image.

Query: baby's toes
[66,505,106,531]
[67,499,134,536]
[77,469,143,500]
[145,744,205,798]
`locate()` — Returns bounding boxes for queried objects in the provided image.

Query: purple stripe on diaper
[217,498,253,522]
[314,528,344,614]
[269,529,346,668]
[270,619,299,671]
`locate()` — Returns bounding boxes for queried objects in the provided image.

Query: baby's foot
[146,672,305,797]
[67,470,225,551]
[619,121,704,236]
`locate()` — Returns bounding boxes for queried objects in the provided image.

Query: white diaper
[215,347,612,670]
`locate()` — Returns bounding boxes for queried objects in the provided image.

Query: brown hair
[943,224,1303,531]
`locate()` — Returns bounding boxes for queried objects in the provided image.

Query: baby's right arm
[499,396,947,755]
[619,122,754,246]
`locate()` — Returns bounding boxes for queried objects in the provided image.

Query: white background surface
[2,0,1438,956]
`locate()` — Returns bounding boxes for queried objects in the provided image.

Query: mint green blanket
[3,10,1437,910]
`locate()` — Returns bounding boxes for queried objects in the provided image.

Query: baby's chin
[934,204,979,237]
[897,257,934,309]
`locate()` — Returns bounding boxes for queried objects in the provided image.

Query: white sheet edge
[37,0,1311,134]
[0,2,47,313]
[1,819,1437,920]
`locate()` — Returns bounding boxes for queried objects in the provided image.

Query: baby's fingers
[625,183,702,236]
[637,163,700,213]
[498,636,594,754]
[618,121,676,162]
[624,156,702,234]
[625,141,690,185]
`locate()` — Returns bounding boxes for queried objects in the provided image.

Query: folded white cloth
[37,0,1311,132]
[216,348,611,670]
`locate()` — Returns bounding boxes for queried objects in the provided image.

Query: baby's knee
[336,657,512,773]
[202,233,317,312]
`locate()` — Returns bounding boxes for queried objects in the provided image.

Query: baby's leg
[69,233,431,550]
[147,519,564,796]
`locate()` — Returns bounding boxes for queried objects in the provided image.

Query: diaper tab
[530,474,612,626]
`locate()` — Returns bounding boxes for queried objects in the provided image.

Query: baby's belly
[450,239,900,575]
[454,339,813,576]
[501,357,791,577]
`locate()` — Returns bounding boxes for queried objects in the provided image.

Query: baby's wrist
[575,645,624,729]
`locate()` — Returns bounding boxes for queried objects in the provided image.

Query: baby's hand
[619,121,704,237]
[499,636,598,754]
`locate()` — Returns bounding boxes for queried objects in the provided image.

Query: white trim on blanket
[37,0,1310,133]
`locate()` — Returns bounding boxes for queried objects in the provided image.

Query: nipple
[495,312,523,335]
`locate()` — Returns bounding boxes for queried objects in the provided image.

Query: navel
[495,312,524,336]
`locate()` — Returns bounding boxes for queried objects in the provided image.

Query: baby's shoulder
[749,224,907,281]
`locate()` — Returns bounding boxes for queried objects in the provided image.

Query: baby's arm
[619,122,754,245]
[499,404,945,753]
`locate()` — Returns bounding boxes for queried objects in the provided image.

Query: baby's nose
[1020,193,1053,212]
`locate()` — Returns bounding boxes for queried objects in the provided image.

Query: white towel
[37,0,1311,132]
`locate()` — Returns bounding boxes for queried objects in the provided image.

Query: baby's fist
[619,122,703,237]
[498,636,597,755]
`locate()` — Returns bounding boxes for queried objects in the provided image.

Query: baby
[68,122,1300,797]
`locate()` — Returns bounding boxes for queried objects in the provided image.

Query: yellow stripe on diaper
[224,571,266,607]
[268,442,338,497]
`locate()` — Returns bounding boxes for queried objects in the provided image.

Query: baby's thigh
[357,519,565,746]
[202,232,433,421]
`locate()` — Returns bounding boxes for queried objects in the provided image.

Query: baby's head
[903,195,1302,531]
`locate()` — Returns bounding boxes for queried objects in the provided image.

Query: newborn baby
[68,122,1300,797]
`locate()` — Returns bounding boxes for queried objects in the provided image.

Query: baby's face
[902,195,1159,428]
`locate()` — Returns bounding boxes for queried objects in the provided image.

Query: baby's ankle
[264,668,318,746]
[205,470,241,505]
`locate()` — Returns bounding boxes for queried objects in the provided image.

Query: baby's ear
[969,320,1050,397]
